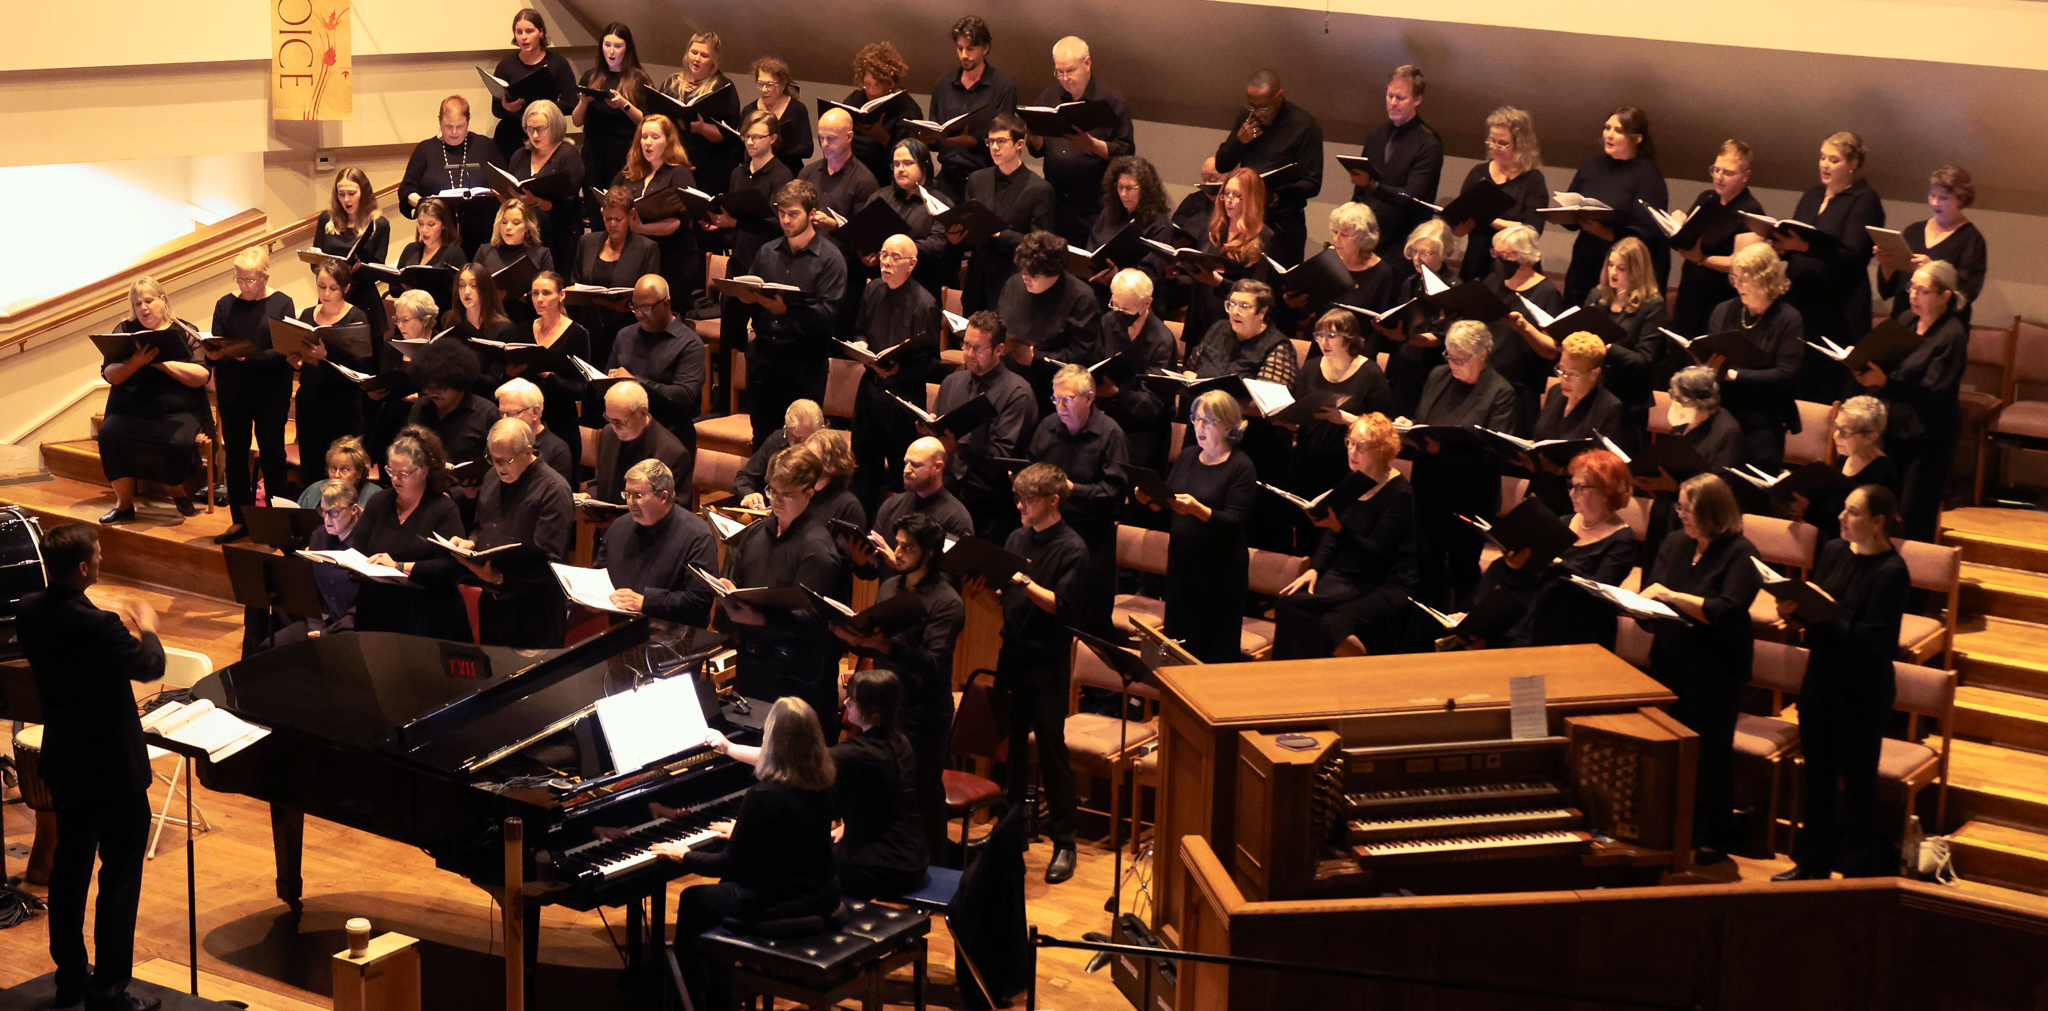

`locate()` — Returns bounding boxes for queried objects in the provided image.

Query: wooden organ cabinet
[1230,708,1697,901]
[1148,645,1681,941]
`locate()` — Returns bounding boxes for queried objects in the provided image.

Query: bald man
[798,107,882,247]
[452,417,574,648]
[1027,36,1135,247]
[606,273,706,437]
[850,233,944,506]
[860,437,972,565]
[587,381,690,505]
[1213,69,1324,267]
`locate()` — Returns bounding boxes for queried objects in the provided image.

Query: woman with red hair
[1452,448,1639,651]
[1181,166,1274,345]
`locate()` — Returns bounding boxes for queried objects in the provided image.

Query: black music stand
[221,546,324,622]
[1068,626,1165,927]
[139,731,207,994]
[243,506,322,552]
[0,661,47,926]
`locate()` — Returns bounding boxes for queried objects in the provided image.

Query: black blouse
[1289,354,1396,494]
[1876,220,1987,321]
[742,97,813,176]
[1798,540,1910,683]
[489,52,579,157]
[1785,179,1884,343]
[1642,530,1762,694]
[1671,188,1766,337]
[1310,472,1417,591]
[1165,446,1258,578]
[1880,310,1969,443]
[1456,163,1549,283]
[1561,154,1669,303]
[106,320,207,418]
[1706,296,1806,435]
[725,157,796,272]
[678,780,839,917]
[829,727,928,877]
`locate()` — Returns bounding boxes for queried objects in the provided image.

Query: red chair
[942,669,1007,867]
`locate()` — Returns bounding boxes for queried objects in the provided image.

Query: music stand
[244,506,323,551]
[1068,625,1173,927]
[222,546,325,621]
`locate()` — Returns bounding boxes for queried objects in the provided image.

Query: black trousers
[852,387,918,513]
[673,880,747,1009]
[1795,668,1897,874]
[1001,658,1077,846]
[48,785,150,1000]
[1670,674,1741,851]
[478,589,568,650]
[1892,433,1954,544]
[220,382,292,522]
[1273,574,1410,659]
[905,695,955,861]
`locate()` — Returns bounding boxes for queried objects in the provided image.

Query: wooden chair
[1894,538,1961,667]
[697,254,730,416]
[1164,319,1184,342]
[1787,662,1955,853]
[1110,525,1172,632]
[1986,319,2048,494]
[1243,549,1309,660]
[1783,401,1838,466]
[691,450,745,511]
[1961,316,2018,505]
[1745,514,1822,635]
[694,349,753,457]
[1731,639,1809,854]
[940,288,967,364]
[822,358,863,421]
[940,670,1007,866]
[1065,642,1162,845]
[1291,339,1311,370]
[1648,390,1673,435]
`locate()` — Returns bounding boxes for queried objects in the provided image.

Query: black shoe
[85,993,161,1011]
[173,496,198,517]
[212,525,249,545]
[1045,845,1077,884]
[1771,864,1830,882]
[98,507,135,524]
[1693,847,1731,866]
[51,983,84,1008]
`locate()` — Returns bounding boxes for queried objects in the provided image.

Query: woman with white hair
[507,98,586,276]
[1855,259,1969,540]
[1410,321,1517,607]
[1790,396,1899,547]
[208,246,297,543]
[1373,219,1456,415]
[1141,389,1259,663]
[1484,223,1565,433]
[96,277,213,522]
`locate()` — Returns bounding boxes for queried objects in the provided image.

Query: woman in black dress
[488,9,577,160]
[507,99,585,276]
[1875,166,1986,324]
[1273,413,1417,657]
[1638,474,1763,863]
[313,167,390,346]
[1087,155,1176,305]
[1640,366,1747,567]
[661,31,743,198]
[573,186,661,365]
[352,425,472,641]
[1287,310,1396,522]
[1296,202,1397,323]
[1458,448,1638,651]
[472,201,554,327]
[1672,140,1767,337]
[1856,260,1970,541]
[1484,223,1565,433]
[502,272,589,456]
[827,670,930,899]
[572,22,652,227]
[1786,396,1899,547]
[386,197,466,318]
[1142,389,1258,664]
[1512,237,1669,445]
[1454,106,1547,284]
[745,57,812,176]
[1559,107,1668,306]
[841,42,922,185]
[441,264,515,359]
[292,263,371,481]
[366,290,443,464]
[1186,279,1295,551]
[398,97,505,257]
[1708,244,1807,469]
[1181,168,1275,343]
[1371,219,1455,417]
[1772,484,1911,880]
[1779,131,1884,398]
[1521,333,1623,515]
[670,698,839,1008]
[98,277,212,522]
[618,115,700,305]
[1410,321,1519,608]
[209,246,297,543]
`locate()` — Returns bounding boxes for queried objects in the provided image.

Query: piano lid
[195,624,702,775]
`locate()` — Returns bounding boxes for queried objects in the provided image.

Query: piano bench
[697,899,931,1009]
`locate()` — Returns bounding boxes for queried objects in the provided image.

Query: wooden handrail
[0,180,402,354]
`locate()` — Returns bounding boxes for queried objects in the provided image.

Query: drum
[11,723,54,812]
[0,506,43,660]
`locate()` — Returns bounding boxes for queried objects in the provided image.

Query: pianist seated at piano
[353,425,474,641]
[405,338,504,476]
[444,418,574,649]
[601,458,719,626]
[585,380,691,506]
[1455,448,1638,652]
[273,479,365,645]
[1272,412,1417,658]
[661,697,840,1008]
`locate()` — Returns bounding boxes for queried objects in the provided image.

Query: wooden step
[1948,820,2048,896]
[1960,561,2048,626]
[1942,506,2048,571]
[0,475,234,600]
[1954,686,2048,754]
[1936,737,2048,835]
[1955,616,2048,700]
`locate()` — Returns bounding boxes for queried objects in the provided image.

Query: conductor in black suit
[17,524,167,1011]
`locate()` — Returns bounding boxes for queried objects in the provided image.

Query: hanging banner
[272,0,352,120]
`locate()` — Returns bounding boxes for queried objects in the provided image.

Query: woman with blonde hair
[208,246,297,543]
[660,30,742,195]
[1708,243,1805,467]
[1454,105,1548,283]
[1273,413,1417,657]
[1779,131,1884,396]
[1486,222,1565,431]
[96,277,213,522]
[473,200,553,325]
[1524,332,1624,513]
[1139,388,1259,663]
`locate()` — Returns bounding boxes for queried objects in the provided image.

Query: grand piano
[190,620,759,990]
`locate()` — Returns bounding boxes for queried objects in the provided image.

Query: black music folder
[1437,177,1514,230]
[476,65,557,105]
[245,505,323,550]
[939,536,1027,585]
[1015,100,1119,136]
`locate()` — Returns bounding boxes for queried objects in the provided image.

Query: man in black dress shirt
[736,399,825,511]
[451,418,574,648]
[1347,65,1444,260]
[733,179,848,452]
[798,109,881,276]
[18,524,167,1011]
[608,274,706,439]
[928,16,1017,202]
[995,463,1091,883]
[1026,37,1136,248]
[847,436,973,580]
[1094,269,1178,470]
[603,459,719,626]
[495,378,573,484]
[1214,69,1324,268]
[852,234,943,510]
[1029,364,1129,633]
[931,312,1038,541]
[587,382,690,504]
[961,113,1058,313]
[718,447,846,722]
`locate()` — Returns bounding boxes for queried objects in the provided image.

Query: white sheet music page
[596,674,710,773]
[1509,673,1548,740]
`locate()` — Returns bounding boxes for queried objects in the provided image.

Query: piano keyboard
[560,788,748,882]
[1345,781,1566,811]
[1353,829,1588,864]
[1348,807,1583,844]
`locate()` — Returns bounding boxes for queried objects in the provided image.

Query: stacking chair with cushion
[1732,640,1809,854]
[691,450,745,510]
[1065,641,1161,844]
[1744,515,1820,637]
[147,646,216,858]
[1242,549,1309,660]
[822,358,864,422]
[694,349,754,458]
[941,670,1007,867]
[1110,525,1172,633]
[1960,316,2017,505]
[1986,319,2048,494]
[1783,401,1838,466]
[1893,538,1961,667]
